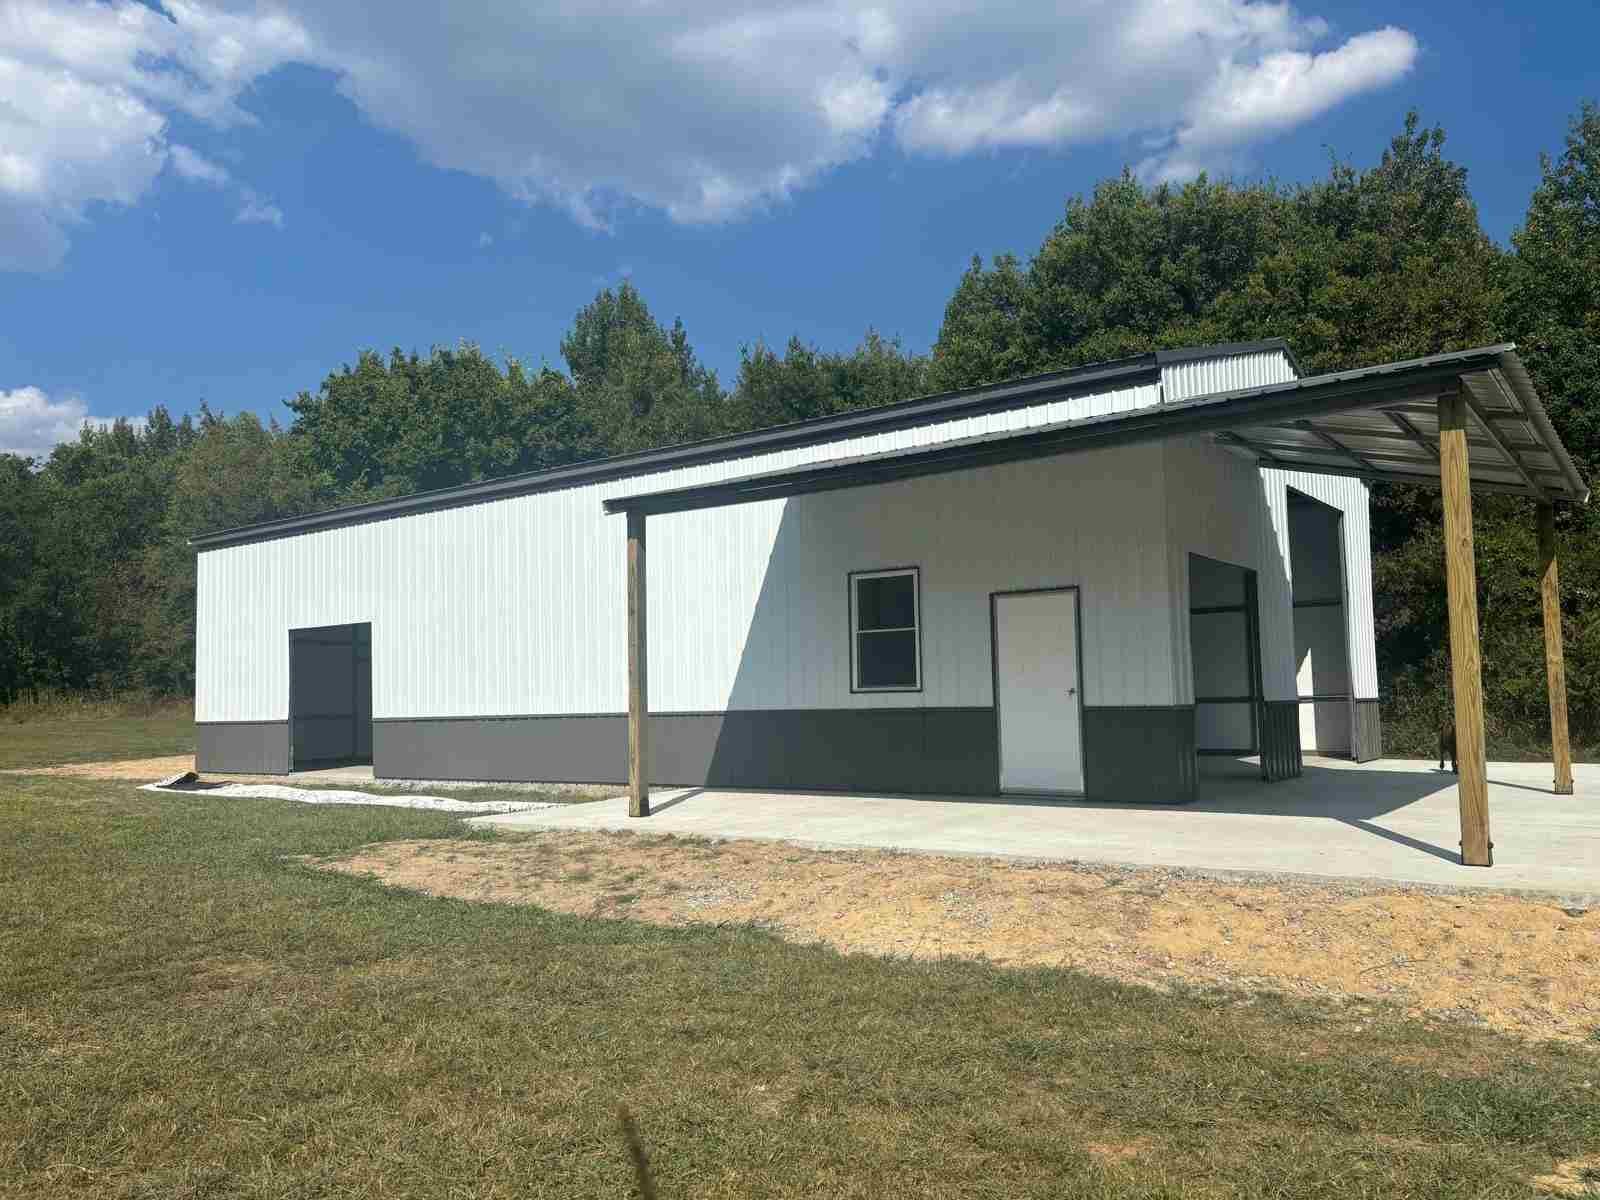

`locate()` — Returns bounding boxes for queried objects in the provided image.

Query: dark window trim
[851,569,928,694]
[848,566,923,694]
[989,584,1088,798]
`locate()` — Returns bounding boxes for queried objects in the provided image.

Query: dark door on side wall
[289,622,372,770]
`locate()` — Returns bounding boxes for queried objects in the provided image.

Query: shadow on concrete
[1337,819,1461,865]
[1197,756,1472,862]
[1486,775,1562,797]
[1195,756,1447,815]
[646,787,707,815]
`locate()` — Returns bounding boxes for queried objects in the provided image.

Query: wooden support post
[1537,503,1575,795]
[627,510,649,818]
[1439,391,1491,866]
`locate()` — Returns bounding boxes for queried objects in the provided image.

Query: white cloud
[0,386,142,459]
[476,231,493,248]
[169,143,231,186]
[0,0,298,270]
[0,0,1419,267]
[235,192,283,227]
[1143,26,1419,179]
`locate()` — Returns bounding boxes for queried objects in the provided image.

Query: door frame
[989,585,1087,797]
[287,621,373,773]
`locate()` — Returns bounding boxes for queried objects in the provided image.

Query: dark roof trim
[189,339,1305,550]
[189,353,1170,550]
[1494,351,1589,503]
[605,346,1585,516]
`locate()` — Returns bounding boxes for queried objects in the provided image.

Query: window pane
[857,630,917,688]
[856,574,915,630]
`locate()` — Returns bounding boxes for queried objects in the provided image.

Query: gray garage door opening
[289,622,372,771]
[1288,490,1354,755]
[1190,554,1264,757]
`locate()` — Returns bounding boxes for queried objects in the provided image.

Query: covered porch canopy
[605,344,1589,867]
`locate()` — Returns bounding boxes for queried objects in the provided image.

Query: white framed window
[849,567,921,692]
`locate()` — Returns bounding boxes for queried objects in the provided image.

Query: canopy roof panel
[1213,348,1583,501]
[606,346,1588,516]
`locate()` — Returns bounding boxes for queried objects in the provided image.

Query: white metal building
[191,340,1585,807]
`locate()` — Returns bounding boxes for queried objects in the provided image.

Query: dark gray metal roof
[604,345,1588,517]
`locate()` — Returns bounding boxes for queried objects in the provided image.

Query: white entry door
[995,589,1084,794]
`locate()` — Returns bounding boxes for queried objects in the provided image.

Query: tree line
[3,107,1596,754]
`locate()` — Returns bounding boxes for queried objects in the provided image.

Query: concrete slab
[474,757,1600,899]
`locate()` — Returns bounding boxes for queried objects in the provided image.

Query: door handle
[1068,687,1077,696]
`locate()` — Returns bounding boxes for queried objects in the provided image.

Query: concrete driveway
[475,757,1600,898]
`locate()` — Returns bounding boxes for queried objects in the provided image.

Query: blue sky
[0,1,1593,457]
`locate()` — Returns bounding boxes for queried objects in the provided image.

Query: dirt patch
[312,830,1600,1043]
[182,957,278,1007]
[2,754,195,780]
[1534,1155,1600,1197]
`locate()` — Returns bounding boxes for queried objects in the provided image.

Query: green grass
[0,700,193,770]
[3,774,1598,1199]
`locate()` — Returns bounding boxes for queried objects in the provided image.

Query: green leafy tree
[136,408,334,693]
[287,343,578,498]
[0,453,44,703]
[1508,102,1600,480]
[732,330,928,429]
[1,414,190,696]
[1219,113,1506,373]
[927,254,1034,391]
[560,282,730,454]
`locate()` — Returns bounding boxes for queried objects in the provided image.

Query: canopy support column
[1439,389,1491,866]
[1537,503,1575,795]
[627,510,650,818]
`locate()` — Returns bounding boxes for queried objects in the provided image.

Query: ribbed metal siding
[1163,435,1298,705]
[1158,348,1307,706]
[1263,469,1378,699]
[1160,350,1297,403]
[195,380,1172,722]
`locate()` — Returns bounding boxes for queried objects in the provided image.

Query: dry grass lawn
[2,753,197,779]
[316,830,1600,1043]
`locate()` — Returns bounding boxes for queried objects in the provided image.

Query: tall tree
[137,409,333,694]
[1507,101,1600,480]
[561,282,730,454]
[287,344,577,498]
[732,330,928,429]
[1219,113,1505,373]
[0,453,43,703]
